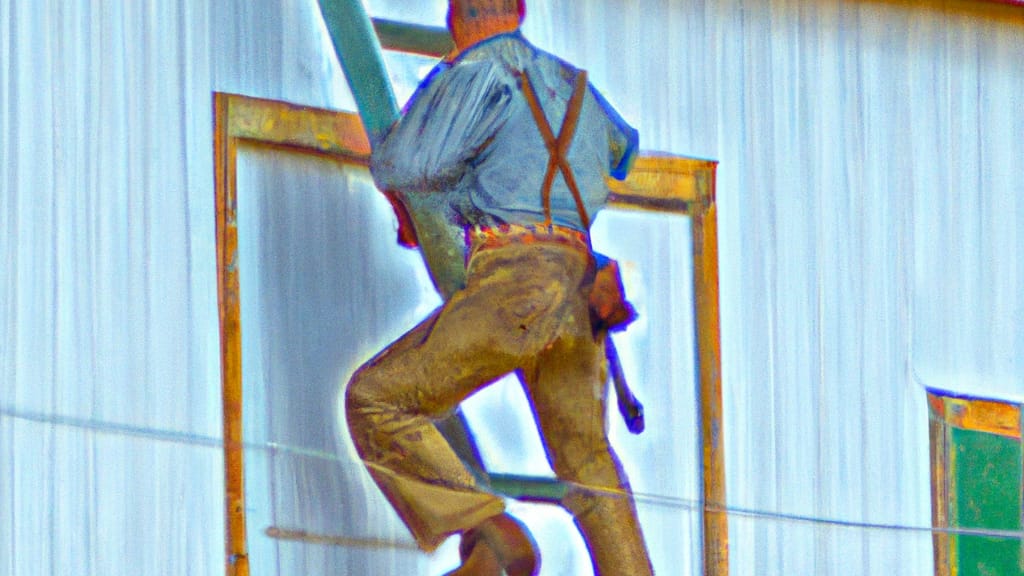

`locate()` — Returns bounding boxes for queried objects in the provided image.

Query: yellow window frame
[212,91,724,575]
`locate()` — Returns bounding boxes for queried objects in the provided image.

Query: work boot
[445,512,539,576]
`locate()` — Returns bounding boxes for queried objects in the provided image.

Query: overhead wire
[4,402,1022,548]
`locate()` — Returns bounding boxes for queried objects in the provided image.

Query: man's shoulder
[453,33,527,67]
[523,41,578,75]
[414,45,506,95]
[454,33,574,73]
[503,34,581,79]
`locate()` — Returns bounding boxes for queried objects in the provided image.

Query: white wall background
[0,1,353,574]
[2,0,1021,574]
[515,1,1022,573]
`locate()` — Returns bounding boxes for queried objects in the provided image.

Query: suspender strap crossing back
[519,70,591,229]
[520,68,646,434]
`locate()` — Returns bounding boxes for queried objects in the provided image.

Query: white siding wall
[517,0,1022,573]
[362,0,1024,573]
[0,1,354,574]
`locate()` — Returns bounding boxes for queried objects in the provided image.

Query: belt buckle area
[469,223,588,253]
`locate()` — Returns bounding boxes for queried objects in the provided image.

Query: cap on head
[447,0,525,49]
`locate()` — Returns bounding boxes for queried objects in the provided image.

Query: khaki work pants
[346,239,653,575]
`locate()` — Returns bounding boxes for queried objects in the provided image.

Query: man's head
[447,0,525,50]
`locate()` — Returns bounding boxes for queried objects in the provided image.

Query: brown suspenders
[520,69,647,434]
[519,70,591,229]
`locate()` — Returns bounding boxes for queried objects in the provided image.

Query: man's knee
[345,364,371,408]
[344,362,387,441]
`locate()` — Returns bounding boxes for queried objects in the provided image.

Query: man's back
[371,32,637,232]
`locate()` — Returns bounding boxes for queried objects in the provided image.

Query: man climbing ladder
[344,1,654,574]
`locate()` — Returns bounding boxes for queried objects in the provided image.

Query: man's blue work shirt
[370,32,638,233]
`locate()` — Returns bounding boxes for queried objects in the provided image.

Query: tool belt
[468,223,636,334]
[590,255,637,333]
[467,222,590,255]
[468,222,642,433]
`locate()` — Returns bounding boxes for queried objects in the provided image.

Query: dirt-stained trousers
[345,237,653,575]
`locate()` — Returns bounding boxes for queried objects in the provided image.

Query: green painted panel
[951,427,1023,575]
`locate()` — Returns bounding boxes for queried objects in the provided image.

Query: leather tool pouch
[589,256,637,333]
